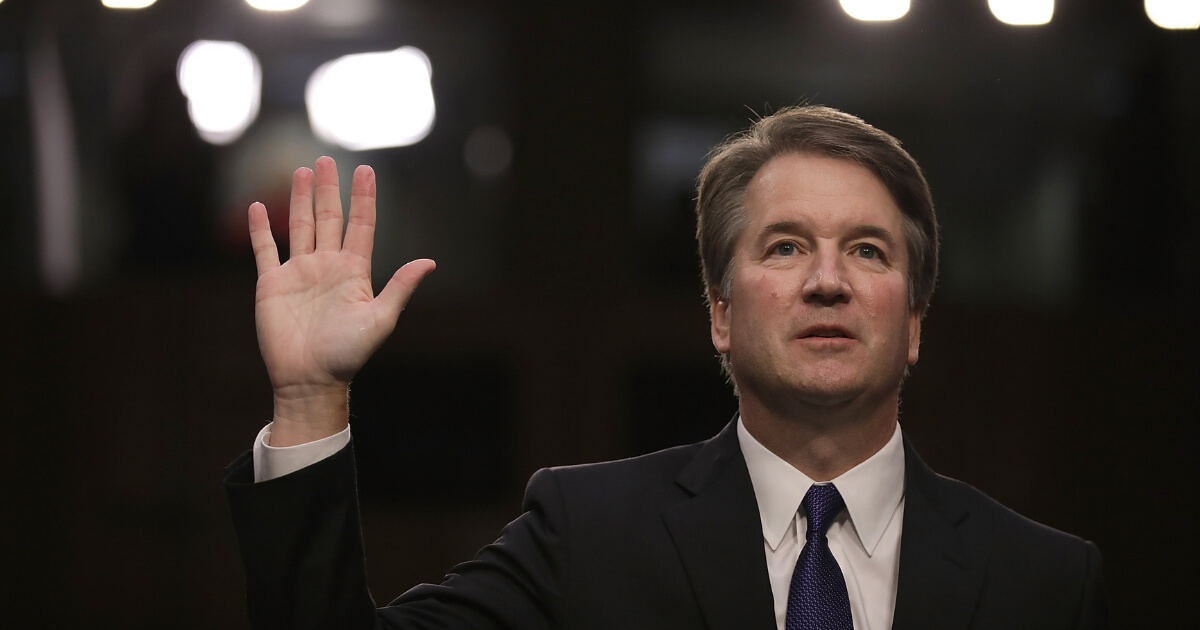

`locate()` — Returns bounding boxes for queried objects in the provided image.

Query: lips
[797,324,855,340]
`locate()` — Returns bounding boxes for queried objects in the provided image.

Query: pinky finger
[248,202,281,277]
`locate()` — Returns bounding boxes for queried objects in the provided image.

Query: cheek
[856,284,879,319]
[745,271,801,305]
[738,273,771,315]
[731,269,805,333]
[857,279,909,327]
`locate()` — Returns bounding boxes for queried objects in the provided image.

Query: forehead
[741,152,903,236]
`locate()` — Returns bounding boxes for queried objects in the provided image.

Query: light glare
[1145,0,1200,29]
[306,47,436,151]
[989,0,1054,25]
[177,41,261,145]
[839,0,910,21]
[246,0,309,10]
[464,125,513,179]
[102,0,157,8]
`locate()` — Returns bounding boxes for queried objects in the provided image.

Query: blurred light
[989,0,1054,25]
[102,0,157,8]
[1145,0,1200,29]
[464,125,513,179]
[246,0,309,10]
[839,0,910,21]
[29,28,81,295]
[306,47,436,151]
[177,40,261,145]
[308,0,379,28]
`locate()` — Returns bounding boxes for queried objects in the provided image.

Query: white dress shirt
[254,419,905,629]
[251,422,350,483]
[737,418,906,630]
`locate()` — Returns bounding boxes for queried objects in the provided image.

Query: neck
[738,393,898,481]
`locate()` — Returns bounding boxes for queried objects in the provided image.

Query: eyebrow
[848,224,898,247]
[757,221,898,247]
[760,221,802,237]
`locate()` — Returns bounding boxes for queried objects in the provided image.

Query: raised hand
[248,157,435,445]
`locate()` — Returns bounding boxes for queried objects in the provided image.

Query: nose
[800,246,852,306]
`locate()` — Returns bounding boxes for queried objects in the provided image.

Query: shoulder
[911,455,1105,599]
[904,437,1095,554]
[524,439,710,511]
[921,465,1094,553]
[516,423,750,531]
[914,467,1107,626]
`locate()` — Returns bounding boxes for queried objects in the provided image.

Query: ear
[710,289,731,355]
[907,306,922,365]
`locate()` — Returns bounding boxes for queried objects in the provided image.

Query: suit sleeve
[1073,541,1108,630]
[225,441,568,630]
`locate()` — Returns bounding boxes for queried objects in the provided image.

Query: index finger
[342,165,377,262]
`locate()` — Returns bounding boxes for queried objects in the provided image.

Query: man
[226,106,1107,629]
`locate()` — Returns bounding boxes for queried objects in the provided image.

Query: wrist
[269,384,350,446]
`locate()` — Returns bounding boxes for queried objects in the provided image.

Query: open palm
[249,157,434,437]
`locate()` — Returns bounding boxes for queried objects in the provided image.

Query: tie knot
[802,484,845,538]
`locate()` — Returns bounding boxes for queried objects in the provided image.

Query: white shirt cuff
[252,422,352,483]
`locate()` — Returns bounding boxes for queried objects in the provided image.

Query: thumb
[374,258,437,325]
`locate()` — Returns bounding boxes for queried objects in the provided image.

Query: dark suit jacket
[226,420,1106,629]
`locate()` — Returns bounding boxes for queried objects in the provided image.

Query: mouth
[797,325,855,340]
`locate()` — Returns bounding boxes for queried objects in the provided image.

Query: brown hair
[695,105,940,378]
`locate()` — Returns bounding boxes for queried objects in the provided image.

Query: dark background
[1,0,1196,627]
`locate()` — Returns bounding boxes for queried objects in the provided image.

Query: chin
[787,366,864,397]
[786,384,865,409]
[744,374,867,412]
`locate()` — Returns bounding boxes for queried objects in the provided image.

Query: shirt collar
[737,417,905,556]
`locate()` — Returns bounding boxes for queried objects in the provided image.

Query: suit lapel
[662,420,777,630]
[891,439,987,630]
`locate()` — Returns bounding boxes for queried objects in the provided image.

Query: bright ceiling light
[245,0,309,10]
[989,0,1054,25]
[1145,0,1200,29]
[839,0,910,21]
[177,41,262,145]
[102,0,157,8]
[306,47,436,151]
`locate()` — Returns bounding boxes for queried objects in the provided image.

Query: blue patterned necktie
[785,484,853,630]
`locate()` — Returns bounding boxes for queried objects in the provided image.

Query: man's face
[710,152,921,412]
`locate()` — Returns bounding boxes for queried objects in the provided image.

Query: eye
[855,244,881,260]
[771,242,798,257]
